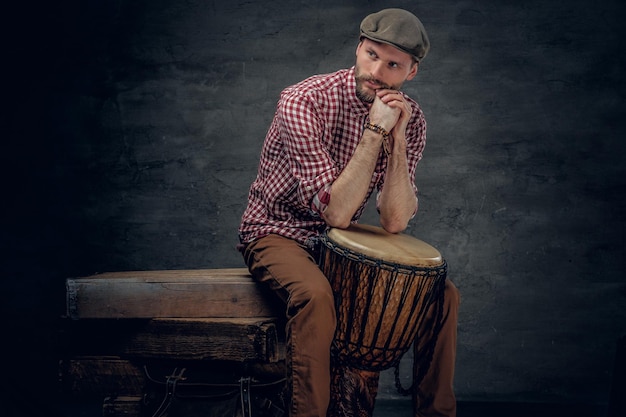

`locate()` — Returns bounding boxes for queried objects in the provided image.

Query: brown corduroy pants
[242,233,459,417]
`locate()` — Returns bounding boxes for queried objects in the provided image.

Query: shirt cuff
[311,183,332,214]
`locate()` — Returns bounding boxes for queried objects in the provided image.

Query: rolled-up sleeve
[278,89,339,212]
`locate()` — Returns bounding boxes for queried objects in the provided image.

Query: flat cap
[360,8,430,61]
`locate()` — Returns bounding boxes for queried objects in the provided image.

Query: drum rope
[394,272,446,396]
[319,237,447,375]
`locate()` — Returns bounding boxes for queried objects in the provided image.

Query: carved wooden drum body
[318,224,447,416]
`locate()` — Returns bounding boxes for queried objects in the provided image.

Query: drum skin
[326,223,443,267]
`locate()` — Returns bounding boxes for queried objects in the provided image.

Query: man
[238,8,459,417]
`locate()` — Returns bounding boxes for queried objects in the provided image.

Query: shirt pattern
[238,67,427,248]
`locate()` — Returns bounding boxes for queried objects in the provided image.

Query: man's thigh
[242,234,330,305]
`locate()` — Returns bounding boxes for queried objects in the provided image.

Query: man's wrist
[363,121,390,139]
[364,122,391,156]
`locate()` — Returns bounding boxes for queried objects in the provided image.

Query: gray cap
[360,8,430,61]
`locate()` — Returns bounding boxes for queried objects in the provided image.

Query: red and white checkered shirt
[238,67,427,249]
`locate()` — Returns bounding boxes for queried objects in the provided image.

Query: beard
[355,76,386,103]
[354,71,395,103]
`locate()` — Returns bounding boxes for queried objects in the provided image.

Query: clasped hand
[369,89,411,149]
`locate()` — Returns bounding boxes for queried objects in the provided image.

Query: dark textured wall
[2,0,625,413]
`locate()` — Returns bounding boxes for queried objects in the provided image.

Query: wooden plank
[59,357,146,397]
[63,318,285,362]
[103,396,143,417]
[124,318,284,362]
[66,268,283,319]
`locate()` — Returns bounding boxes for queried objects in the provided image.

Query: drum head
[326,224,442,267]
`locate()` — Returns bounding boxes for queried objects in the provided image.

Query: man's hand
[371,89,412,154]
[369,89,402,132]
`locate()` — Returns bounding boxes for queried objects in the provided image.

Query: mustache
[356,75,393,90]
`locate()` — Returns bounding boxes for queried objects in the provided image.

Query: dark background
[1,0,625,415]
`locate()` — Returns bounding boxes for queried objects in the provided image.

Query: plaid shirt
[238,66,427,249]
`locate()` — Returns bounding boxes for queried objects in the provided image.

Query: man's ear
[356,39,364,56]
[406,61,419,81]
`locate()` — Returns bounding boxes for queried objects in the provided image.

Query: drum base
[328,363,380,417]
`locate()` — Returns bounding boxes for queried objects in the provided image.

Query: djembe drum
[318,224,447,417]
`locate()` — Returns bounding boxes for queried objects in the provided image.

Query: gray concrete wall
[2,0,625,411]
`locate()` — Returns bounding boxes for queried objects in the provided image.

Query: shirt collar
[345,66,370,116]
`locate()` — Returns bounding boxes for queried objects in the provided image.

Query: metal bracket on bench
[151,367,187,417]
[240,377,253,417]
[143,364,286,416]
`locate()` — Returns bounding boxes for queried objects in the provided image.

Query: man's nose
[371,61,385,81]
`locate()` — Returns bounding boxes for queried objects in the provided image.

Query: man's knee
[443,280,460,323]
[444,279,460,306]
[291,274,335,312]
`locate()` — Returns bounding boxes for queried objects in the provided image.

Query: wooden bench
[59,268,287,417]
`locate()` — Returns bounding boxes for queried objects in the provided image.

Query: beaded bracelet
[364,121,391,156]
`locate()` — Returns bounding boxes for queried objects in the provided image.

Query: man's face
[354,38,418,103]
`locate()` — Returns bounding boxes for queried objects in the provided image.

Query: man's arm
[322,90,413,230]
[320,128,385,229]
[375,89,419,233]
[377,132,418,233]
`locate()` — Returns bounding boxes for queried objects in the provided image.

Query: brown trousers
[242,234,459,417]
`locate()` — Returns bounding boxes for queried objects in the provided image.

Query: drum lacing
[394,270,445,396]
[320,237,447,373]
